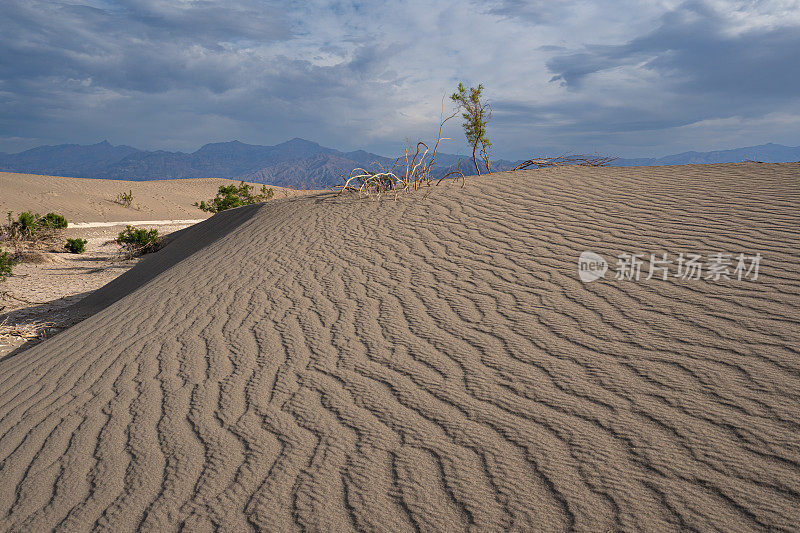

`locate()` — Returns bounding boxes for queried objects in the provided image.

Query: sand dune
[0,162,799,531]
[0,172,305,223]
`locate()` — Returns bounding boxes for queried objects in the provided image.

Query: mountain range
[610,143,800,166]
[1,139,798,188]
[0,139,518,188]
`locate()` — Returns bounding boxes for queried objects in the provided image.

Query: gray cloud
[548,1,800,100]
[0,0,291,94]
[485,0,563,23]
[0,0,798,158]
[0,0,408,152]
[495,0,800,154]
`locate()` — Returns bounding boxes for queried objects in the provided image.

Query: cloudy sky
[1,0,799,159]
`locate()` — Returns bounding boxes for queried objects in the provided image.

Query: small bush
[40,212,68,229]
[5,211,68,240]
[194,182,274,213]
[14,211,40,237]
[65,238,87,254]
[17,211,38,228]
[115,190,134,207]
[0,250,14,282]
[115,226,160,257]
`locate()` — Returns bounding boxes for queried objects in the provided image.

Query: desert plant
[0,318,55,342]
[4,211,68,240]
[1,211,68,258]
[39,212,68,229]
[64,238,87,254]
[14,211,40,238]
[513,154,618,170]
[0,250,14,282]
[115,226,160,257]
[337,99,465,199]
[115,190,134,207]
[194,182,274,213]
[451,83,492,174]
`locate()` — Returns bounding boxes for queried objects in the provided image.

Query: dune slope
[0,171,305,223]
[1,163,799,531]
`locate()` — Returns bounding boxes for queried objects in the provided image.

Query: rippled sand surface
[1,163,798,531]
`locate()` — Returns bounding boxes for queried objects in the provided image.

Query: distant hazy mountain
[0,140,142,177]
[612,143,800,166]
[1,139,798,187]
[0,138,517,188]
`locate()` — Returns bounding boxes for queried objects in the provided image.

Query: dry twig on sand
[0,318,56,342]
[513,154,617,171]
[335,100,466,199]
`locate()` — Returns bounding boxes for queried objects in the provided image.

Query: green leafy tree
[451,83,492,174]
[194,182,274,213]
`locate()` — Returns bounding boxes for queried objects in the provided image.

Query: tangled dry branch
[336,101,466,199]
[0,318,56,342]
[513,154,618,171]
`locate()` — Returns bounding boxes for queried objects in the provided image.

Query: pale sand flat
[0,163,798,531]
[68,220,205,229]
[0,172,311,224]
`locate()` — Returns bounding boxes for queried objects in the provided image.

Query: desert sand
[0,162,799,531]
[0,172,314,357]
[0,172,302,223]
[0,223,203,358]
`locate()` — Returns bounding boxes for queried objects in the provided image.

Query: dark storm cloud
[547,1,800,100]
[466,0,800,155]
[0,0,291,94]
[0,0,406,152]
[0,0,798,157]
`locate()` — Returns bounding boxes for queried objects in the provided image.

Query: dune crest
[1,163,799,531]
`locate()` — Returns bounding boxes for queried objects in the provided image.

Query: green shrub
[64,238,87,254]
[14,211,39,237]
[194,182,274,213]
[115,226,160,257]
[6,210,68,239]
[39,212,68,229]
[0,250,14,282]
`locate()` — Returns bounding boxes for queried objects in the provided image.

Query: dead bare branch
[513,154,618,171]
[335,97,464,199]
[0,318,56,341]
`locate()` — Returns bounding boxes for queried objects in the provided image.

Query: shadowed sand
[0,163,799,531]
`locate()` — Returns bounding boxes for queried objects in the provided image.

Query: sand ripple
[1,163,799,531]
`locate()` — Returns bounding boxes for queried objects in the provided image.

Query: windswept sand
[0,172,318,357]
[0,163,799,531]
[0,172,307,223]
[0,222,200,358]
